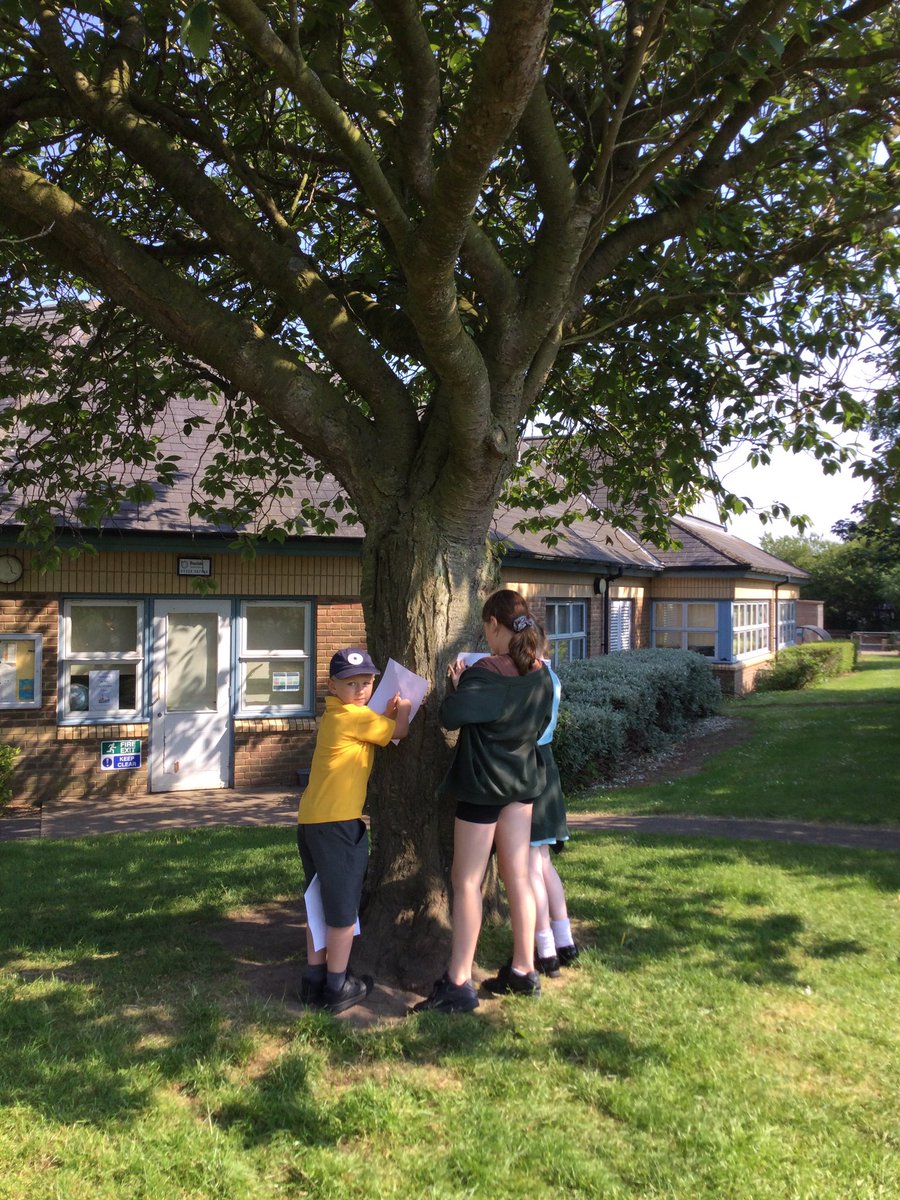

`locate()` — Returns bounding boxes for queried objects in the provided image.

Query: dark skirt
[530,744,569,845]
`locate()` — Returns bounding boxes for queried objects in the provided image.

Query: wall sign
[100,739,142,771]
[177,557,212,577]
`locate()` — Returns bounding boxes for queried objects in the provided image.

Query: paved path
[1,791,899,851]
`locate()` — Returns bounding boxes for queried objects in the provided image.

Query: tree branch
[0,160,379,490]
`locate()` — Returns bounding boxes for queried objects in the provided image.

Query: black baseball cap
[329,647,380,679]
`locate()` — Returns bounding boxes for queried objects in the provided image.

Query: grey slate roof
[649,515,809,579]
[0,354,805,580]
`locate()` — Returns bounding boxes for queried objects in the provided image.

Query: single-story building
[0,399,807,806]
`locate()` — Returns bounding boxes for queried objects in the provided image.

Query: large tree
[1,2,898,974]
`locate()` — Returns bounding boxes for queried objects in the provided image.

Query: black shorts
[456,799,533,825]
[297,819,369,928]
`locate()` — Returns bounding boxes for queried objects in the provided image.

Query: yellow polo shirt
[298,695,397,823]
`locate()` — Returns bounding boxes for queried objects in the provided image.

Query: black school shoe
[323,969,374,1015]
[556,943,580,967]
[536,952,561,978]
[410,973,479,1014]
[482,962,541,998]
[296,975,327,1008]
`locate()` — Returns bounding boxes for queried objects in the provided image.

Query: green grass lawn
[1,826,899,1200]
[1,656,898,1199]
[568,655,900,825]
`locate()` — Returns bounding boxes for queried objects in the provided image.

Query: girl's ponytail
[481,589,541,676]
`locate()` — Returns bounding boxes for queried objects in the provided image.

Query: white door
[150,599,232,791]
[609,598,633,653]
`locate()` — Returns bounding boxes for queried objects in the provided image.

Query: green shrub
[0,743,20,805]
[754,640,857,692]
[554,650,720,791]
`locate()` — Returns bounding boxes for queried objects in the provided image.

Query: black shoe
[536,953,561,978]
[410,973,479,1014]
[556,943,580,967]
[323,969,374,1015]
[483,962,541,997]
[296,975,326,1008]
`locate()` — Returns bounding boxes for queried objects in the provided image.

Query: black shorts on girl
[297,818,369,928]
[455,798,534,825]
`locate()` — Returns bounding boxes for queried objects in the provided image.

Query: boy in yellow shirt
[297,648,411,1014]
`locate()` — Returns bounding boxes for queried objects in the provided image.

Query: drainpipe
[773,576,790,659]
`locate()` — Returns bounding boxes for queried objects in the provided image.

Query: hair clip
[512,614,534,632]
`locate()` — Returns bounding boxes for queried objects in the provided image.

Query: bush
[0,743,20,805]
[554,650,720,791]
[754,640,857,692]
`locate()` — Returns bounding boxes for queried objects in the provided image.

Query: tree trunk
[355,504,501,987]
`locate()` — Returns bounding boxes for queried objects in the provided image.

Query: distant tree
[1,2,898,972]
[762,528,899,628]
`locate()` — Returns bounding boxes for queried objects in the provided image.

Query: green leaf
[181,2,213,60]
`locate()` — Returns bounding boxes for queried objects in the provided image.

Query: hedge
[553,650,721,792]
[753,640,858,692]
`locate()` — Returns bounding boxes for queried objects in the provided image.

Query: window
[238,601,312,713]
[608,599,633,653]
[0,634,42,709]
[61,600,144,720]
[544,600,587,668]
[777,600,797,649]
[732,601,770,659]
[653,601,718,657]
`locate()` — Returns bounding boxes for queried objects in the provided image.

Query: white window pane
[70,605,138,654]
[655,631,682,648]
[245,605,307,652]
[69,663,137,711]
[545,606,557,635]
[166,612,217,711]
[656,603,682,629]
[571,603,586,633]
[687,603,716,628]
[245,660,307,707]
[687,632,716,657]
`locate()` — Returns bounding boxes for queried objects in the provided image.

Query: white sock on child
[536,927,556,959]
[551,918,573,949]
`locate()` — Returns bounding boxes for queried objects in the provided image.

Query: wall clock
[0,555,24,584]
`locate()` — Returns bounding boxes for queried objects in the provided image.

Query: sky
[692,437,874,546]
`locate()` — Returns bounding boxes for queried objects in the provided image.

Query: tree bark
[356,504,501,987]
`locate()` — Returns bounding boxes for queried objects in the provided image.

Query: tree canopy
[762,525,900,628]
[2,0,898,968]
[1,0,898,553]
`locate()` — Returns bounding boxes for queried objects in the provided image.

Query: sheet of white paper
[368,657,429,742]
[457,651,489,667]
[303,874,360,952]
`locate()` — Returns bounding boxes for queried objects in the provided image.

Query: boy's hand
[388,693,413,740]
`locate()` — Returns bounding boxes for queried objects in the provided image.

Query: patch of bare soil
[205,899,423,1027]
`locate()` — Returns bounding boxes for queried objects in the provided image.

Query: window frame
[236,599,314,716]
[59,598,146,723]
[731,600,771,660]
[777,599,797,649]
[652,601,720,659]
[544,599,588,669]
[0,633,42,710]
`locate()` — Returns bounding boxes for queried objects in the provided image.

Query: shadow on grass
[558,835,899,988]
[0,826,896,1142]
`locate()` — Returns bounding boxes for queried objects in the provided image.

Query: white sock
[551,918,573,948]
[536,927,556,959]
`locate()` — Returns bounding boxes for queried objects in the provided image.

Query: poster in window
[89,669,120,711]
[0,662,15,705]
[272,670,301,693]
[17,678,34,701]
